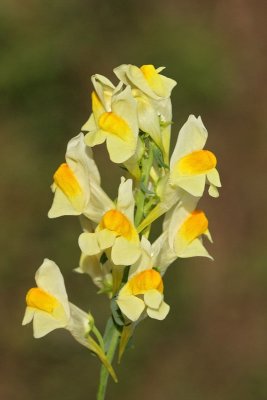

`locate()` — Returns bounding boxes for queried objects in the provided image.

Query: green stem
[97,139,160,399]
[97,318,120,400]
[134,142,154,227]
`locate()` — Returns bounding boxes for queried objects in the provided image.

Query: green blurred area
[1,1,267,399]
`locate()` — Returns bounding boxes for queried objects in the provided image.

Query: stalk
[97,139,156,399]
[134,141,154,227]
[96,318,120,400]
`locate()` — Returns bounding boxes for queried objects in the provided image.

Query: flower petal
[32,311,66,338]
[111,237,141,266]
[170,175,206,197]
[116,295,145,322]
[144,289,163,309]
[116,178,135,221]
[170,115,208,166]
[147,301,170,320]
[179,238,213,259]
[35,259,69,316]
[97,229,116,250]
[79,232,101,255]
[84,129,106,147]
[134,90,162,147]
[207,168,221,187]
[208,184,219,198]
[48,186,81,218]
[22,307,35,325]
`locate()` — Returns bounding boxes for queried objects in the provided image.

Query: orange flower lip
[140,64,164,95]
[100,209,135,240]
[26,287,59,314]
[178,150,217,176]
[98,112,132,141]
[179,210,208,243]
[54,163,82,199]
[128,269,163,296]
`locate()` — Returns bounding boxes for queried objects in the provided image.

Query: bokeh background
[1,1,267,399]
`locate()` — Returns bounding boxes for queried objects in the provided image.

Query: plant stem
[97,318,120,400]
[97,139,157,399]
[134,142,154,227]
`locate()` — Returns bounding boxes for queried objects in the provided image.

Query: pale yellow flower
[153,197,213,274]
[79,178,141,266]
[114,64,177,100]
[116,268,169,322]
[114,64,176,159]
[48,133,113,221]
[22,259,90,341]
[131,87,162,147]
[83,81,139,163]
[22,259,118,382]
[137,113,222,231]
[170,115,221,197]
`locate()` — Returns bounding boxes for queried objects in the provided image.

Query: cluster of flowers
[22,64,221,380]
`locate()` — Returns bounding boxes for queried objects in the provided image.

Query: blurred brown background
[1,1,267,399]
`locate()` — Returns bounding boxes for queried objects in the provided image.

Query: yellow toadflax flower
[22,258,90,340]
[48,133,113,221]
[170,115,221,197]
[114,64,176,159]
[116,268,170,322]
[81,74,118,133]
[82,75,139,164]
[137,114,221,233]
[114,64,177,100]
[152,197,213,275]
[78,178,141,266]
[22,259,117,382]
[114,237,169,322]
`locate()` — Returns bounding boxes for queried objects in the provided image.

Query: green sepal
[118,324,135,363]
[87,336,118,383]
[152,144,169,169]
[100,252,108,265]
[110,297,125,327]
[140,181,155,195]
[121,265,130,284]
[160,120,173,128]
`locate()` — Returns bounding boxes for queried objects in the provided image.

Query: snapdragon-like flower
[170,115,221,197]
[115,237,169,322]
[167,200,212,258]
[153,199,213,275]
[137,115,221,232]
[48,133,113,221]
[22,258,90,341]
[114,64,177,100]
[116,268,170,322]
[114,64,176,159]
[83,76,139,163]
[81,74,119,133]
[79,178,141,266]
[22,259,117,381]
